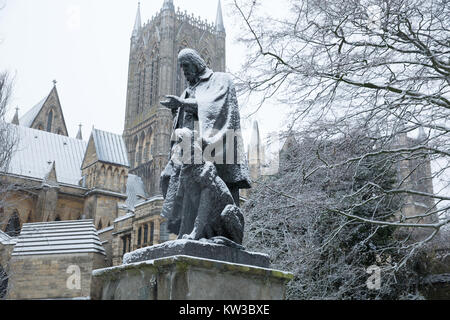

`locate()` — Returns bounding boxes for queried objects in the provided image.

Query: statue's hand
[160,95,183,110]
[161,95,198,115]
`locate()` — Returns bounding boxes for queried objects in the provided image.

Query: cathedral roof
[17,84,69,136]
[0,230,17,245]
[124,174,148,210]
[11,220,105,256]
[90,128,130,167]
[19,96,47,127]
[5,123,87,186]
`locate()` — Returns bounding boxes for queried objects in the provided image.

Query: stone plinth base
[123,239,270,268]
[91,255,293,300]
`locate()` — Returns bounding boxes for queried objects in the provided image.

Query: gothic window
[135,138,142,167]
[149,221,154,245]
[176,42,189,96]
[143,140,149,162]
[150,61,154,105]
[131,136,139,167]
[137,226,142,247]
[122,236,127,255]
[97,219,102,230]
[121,234,131,255]
[149,47,160,107]
[147,128,153,159]
[5,211,20,237]
[47,110,53,132]
[141,66,146,111]
[143,224,148,245]
[176,60,183,96]
[201,48,212,69]
[139,131,145,164]
[99,165,106,186]
[120,170,127,193]
[136,70,141,115]
[113,168,120,191]
[136,58,146,115]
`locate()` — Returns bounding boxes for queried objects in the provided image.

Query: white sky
[0,0,288,146]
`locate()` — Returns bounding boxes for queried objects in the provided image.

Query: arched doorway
[5,211,21,237]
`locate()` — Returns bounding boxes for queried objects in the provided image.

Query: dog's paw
[182,232,199,241]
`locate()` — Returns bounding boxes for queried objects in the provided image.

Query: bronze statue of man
[160,48,251,246]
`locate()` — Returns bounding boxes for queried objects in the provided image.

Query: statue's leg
[227,184,240,207]
[177,191,197,239]
[220,204,244,245]
[184,188,212,240]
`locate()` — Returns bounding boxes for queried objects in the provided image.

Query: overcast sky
[0,0,287,146]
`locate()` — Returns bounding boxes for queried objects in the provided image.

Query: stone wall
[7,252,106,299]
[94,194,119,229]
[1,191,36,229]
[1,175,87,228]
[0,244,13,268]
[55,194,85,221]
[98,227,114,267]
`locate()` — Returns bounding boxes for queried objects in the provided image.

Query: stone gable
[29,86,69,136]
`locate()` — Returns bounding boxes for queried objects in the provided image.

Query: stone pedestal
[123,239,271,268]
[91,240,293,300]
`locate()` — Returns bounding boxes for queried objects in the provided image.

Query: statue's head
[178,48,208,85]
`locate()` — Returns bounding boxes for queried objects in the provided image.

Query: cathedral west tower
[123,0,226,196]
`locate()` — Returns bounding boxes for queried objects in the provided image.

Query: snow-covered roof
[19,97,47,127]
[91,129,129,167]
[5,123,87,186]
[11,220,105,256]
[97,226,114,235]
[134,195,164,209]
[0,230,17,245]
[125,174,148,209]
[114,212,135,223]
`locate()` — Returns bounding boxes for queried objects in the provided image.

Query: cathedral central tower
[123,0,226,196]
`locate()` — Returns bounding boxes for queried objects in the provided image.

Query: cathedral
[0,0,228,299]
